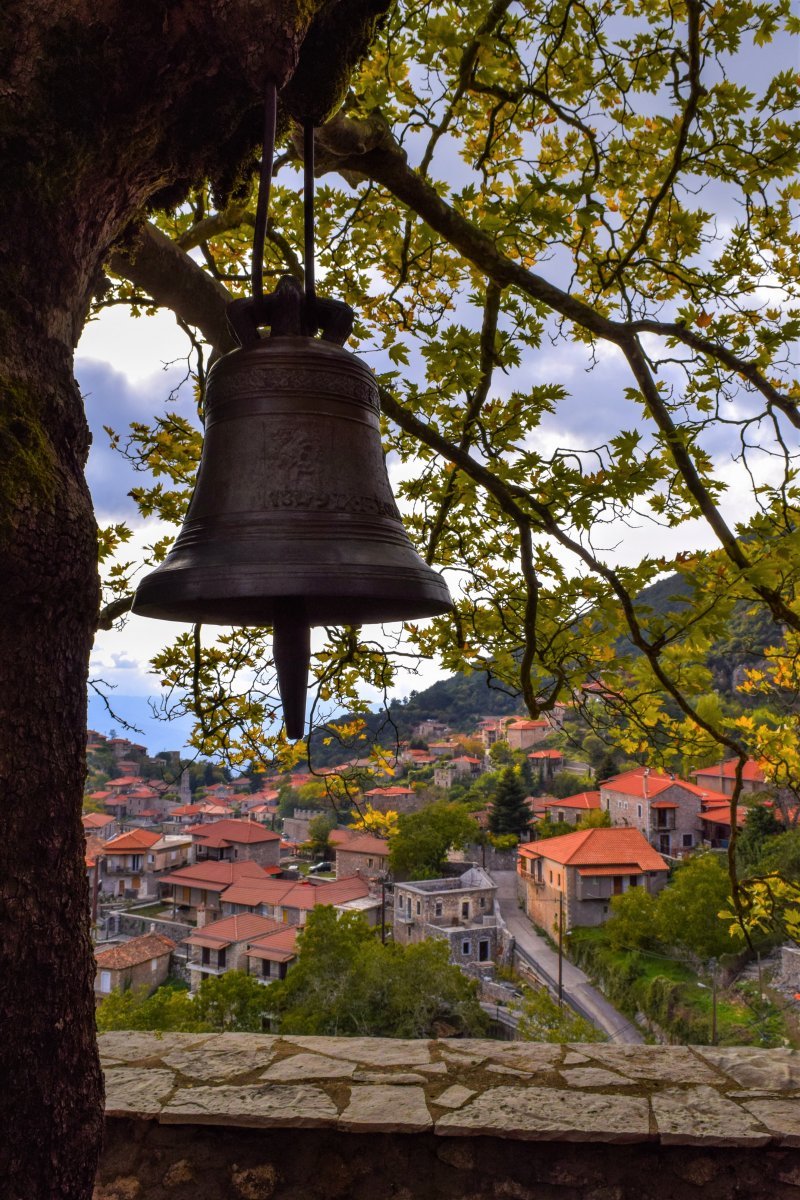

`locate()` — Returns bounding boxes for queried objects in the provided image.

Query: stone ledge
[98,1033,800,1148]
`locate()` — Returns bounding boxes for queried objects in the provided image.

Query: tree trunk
[0,2,386,1194]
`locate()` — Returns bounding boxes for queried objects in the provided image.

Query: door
[659,833,670,854]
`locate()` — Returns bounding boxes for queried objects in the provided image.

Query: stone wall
[96,1033,800,1200]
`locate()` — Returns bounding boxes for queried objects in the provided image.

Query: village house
[411,719,451,742]
[220,875,374,927]
[281,808,326,845]
[188,818,281,868]
[541,791,601,826]
[362,785,418,813]
[517,827,669,931]
[600,766,728,856]
[528,748,565,786]
[329,830,390,879]
[100,828,161,899]
[94,932,175,998]
[434,755,483,789]
[505,718,552,751]
[81,812,118,841]
[694,758,769,798]
[394,867,499,967]
[245,926,299,983]
[159,859,275,922]
[183,912,283,992]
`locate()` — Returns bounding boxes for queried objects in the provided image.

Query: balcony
[98,1033,800,1199]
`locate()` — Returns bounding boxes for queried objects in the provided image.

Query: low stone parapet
[96,1034,800,1199]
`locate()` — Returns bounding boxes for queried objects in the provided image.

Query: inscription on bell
[219,364,380,413]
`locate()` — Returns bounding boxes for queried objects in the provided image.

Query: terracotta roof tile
[190,818,280,847]
[95,933,175,969]
[184,913,283,948]
[103,829,161,853]
[519,827,668,872]
[161,860,269,890]
[543,791,600,810]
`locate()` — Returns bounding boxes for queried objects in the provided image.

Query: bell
[132,279,453,739]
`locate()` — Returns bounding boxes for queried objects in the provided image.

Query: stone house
[94,932,175,997]
[282,808,327,845]
[361,785,418,813]
[393,867,499,967]
[159,859,275,921]
[101,829,162,899]
[694,758,769,798]
[245,927,299,983]
[517,827,669,931]
[220,875,371,927]
[528,749,564,786]
[183,913,282,991]
[188,818,281,868]
[600,767,728,857]
[330,831,390,878]
[541,791,600,826]
[505,719,551,751]
[82,812,118,840]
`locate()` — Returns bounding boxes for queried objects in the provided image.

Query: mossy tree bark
[0,2,386,1195]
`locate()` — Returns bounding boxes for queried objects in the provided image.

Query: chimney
[643,768,649,799]
[196,903,208,929]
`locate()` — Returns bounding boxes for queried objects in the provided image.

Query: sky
[78,19,800,756]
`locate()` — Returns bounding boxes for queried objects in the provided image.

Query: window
[637,804,642,819]
[150,957,158,973]
[99,971,111,993]
[557,874,561,888]
[218,948,227,969]
[435,901,443,917]
[416,900,421,915]
[549,870,553,884]
[479,897,485,909]
[683,833,693,848]
[170,850,177,860]
[367,858,373,868]
[461,901,469,919]
[147,854,155,865]
[461,940,471,956]
[201,946,210,966]
[261,960,271,978]
[478,940,490,963]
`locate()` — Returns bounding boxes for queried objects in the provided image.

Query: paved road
[492,871,644,1044]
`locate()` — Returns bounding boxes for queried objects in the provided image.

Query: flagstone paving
[98,1033,800,1146]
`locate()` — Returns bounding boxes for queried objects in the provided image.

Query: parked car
[309,860,332,873]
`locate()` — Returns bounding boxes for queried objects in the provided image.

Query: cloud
[76,357,196,523]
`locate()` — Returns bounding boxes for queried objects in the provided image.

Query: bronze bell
[132,278,453,739]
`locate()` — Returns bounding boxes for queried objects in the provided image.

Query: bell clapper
[272,602,311,741]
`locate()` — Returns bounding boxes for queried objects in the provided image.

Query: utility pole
[380,876,387,944]
[558,891,564,1009]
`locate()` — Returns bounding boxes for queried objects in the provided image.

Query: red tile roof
[694,758,767,785]
[699,805,747,828]
[161,860,270,891]
[507,719,549,730]
[543,791,600,811]
[189,818,280,847]
[222,875,369,911]
[103,829,161,853]
[170,804,205,817]
[184,913,283,949]
[601,767,728,804]
[363,786,415,797]
[330,830,390,856]
[246,926,299,963]
[528,749,564,759]
[106,776,141,788]
[519,827,668,872]
[95,933,175,969]
[82,813,115,828]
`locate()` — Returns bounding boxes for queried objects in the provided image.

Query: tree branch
[108,222,237,355]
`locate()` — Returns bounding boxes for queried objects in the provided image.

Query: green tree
[549,772,597,799]
[388,801,478,880]
[577,809,611,830]
[488,767,531,837]
[267,907,486,1036]
[517,985,605,1044]
[756,829,800,883]
[96,982,204,1033]
[736,805,782,875]
[193,970,267,1032]
[606,887,660,953]
[307,813,336,860]
[656,855,744,963]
